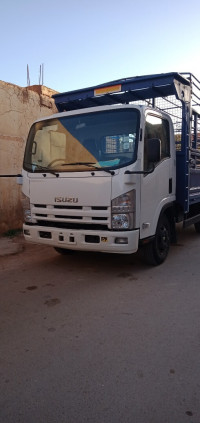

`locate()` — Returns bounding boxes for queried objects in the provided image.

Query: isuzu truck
[21,72,200,265]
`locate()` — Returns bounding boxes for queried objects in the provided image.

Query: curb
[0,237,24,257]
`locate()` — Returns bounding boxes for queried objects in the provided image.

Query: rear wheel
[143,215,170,266]
[194,221,200,233]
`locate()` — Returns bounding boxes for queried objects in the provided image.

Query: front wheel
[143,215,171,266]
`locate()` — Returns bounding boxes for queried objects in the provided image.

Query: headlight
[21,193,32,223]
[111,190,135,230]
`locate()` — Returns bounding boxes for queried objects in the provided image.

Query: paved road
[0,226,200,423]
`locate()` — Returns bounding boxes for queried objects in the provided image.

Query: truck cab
[21,72,200,265]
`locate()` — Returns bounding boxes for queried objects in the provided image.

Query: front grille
[36,220,108,231]
[91,206,107,210]
[32,203,110,230]
[55,215,82,219]
[54,205,82,210]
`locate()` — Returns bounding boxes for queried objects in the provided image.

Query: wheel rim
[156,222,170,258]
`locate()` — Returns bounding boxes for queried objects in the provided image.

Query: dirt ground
[1,227,200,423]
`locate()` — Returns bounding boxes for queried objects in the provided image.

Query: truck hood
[29,174,112,207]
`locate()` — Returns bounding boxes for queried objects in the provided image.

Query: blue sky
[1,0,200,93]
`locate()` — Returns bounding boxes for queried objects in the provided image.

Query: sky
[1,0,200,93]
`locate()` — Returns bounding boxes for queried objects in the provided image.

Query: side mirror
[147,138,161,163]
[17,174,23,185]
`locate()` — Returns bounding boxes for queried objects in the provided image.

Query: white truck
[21,72,200,265]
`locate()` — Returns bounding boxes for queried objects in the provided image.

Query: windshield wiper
[24,162,59,177]
[124,164,155,175]
[61,162,115,175]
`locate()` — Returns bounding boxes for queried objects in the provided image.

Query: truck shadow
[52,223,199,271]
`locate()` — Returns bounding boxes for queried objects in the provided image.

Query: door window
[144,114,170,171]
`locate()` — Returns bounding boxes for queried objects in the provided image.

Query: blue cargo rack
[53,72,200,215]
[53,72,191,112]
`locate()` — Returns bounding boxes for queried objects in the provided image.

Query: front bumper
[23,224,139,254]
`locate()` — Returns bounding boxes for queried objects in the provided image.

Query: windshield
[23,108,140,173]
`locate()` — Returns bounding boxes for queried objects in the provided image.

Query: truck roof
[53,72,192,112]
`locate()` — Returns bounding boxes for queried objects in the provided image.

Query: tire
[194,222,200,233]
[54,247,74,255]
[143,215,171,266]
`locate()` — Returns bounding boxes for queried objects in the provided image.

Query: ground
[0,226,200,423]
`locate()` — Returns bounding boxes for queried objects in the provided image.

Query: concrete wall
[0,81,58,234]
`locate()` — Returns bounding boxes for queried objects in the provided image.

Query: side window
[144,114,170,171]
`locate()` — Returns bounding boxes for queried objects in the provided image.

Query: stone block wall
[0,81,58,234]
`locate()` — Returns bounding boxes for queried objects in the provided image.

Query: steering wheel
[47,158,66,167]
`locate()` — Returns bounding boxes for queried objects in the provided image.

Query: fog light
[115,237,128,244]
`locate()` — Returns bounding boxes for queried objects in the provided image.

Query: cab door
[140,113,173,239]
